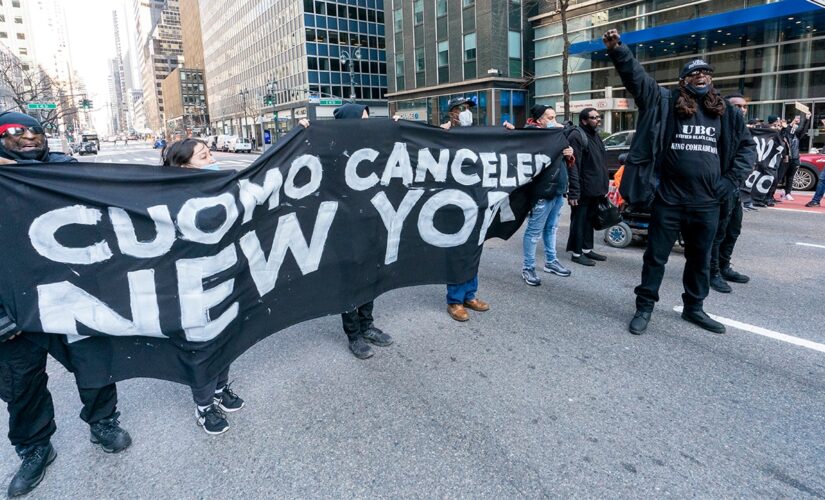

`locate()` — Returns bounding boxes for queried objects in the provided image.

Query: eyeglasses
[687,69,713,77]
[0,125,45,137]
[587,115,601,120]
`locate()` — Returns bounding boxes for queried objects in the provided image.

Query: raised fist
[603,29,621,50]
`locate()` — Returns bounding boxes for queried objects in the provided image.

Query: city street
[89,142,259,170]
[1,188,823,497]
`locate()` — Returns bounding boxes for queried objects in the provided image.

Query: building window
[12,0,20,7]
[414,0,423,25]
[395,54,405,91]
[508,30,521,77]
[18,47,26,55]
[393,7,402,33]
[14,16,22,24]
[16,32,24,40]
[463,32,476,61]
[0,32,7,39]
[415,47,425,86]
[438,40,449,83]
[463,0,474,6]
[436,0,447,17]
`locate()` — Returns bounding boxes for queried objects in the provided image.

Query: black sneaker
[215,383,245,412]
[720,266,749,284]
[362,326,393,347]
[583,250,607,261]
[571,254,595,266]
[710,274,732,293]
[765,199,776,207]
[753,201,767,207]
[196,404,229,435]
[742,201,757,211]
[629,311,651,335]
[681,309,726,334]
[348,336,374,359]
[7,444,56,498]
[89,411,132,453]
[522,268,541,286]
[805,201,820,208]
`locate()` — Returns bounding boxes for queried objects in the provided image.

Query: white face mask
[458,110,473,127]
[200,163,220,171]
[546,119,558,128]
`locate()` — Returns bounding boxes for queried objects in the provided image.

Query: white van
[228,136,252,153]
[215,135,234,152]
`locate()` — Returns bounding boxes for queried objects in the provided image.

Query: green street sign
[27,103,57,110]
[319,98,342,106]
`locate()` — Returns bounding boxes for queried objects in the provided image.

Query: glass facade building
[532,0,825,150]
[386,0,532,127]
[200,0,388,143]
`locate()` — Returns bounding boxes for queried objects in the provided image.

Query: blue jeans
[812,169,825,204]
[522,196,565,270]
[446,275,478,304]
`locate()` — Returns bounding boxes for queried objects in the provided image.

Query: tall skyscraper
[111,10,130,133]
[199,0,388,143]
[132,0,184,132]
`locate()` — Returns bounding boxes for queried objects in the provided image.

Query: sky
[63,0,125,132]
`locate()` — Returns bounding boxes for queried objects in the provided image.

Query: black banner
[0,120,566,387]
[742,127,784,202]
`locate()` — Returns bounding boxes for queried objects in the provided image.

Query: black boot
[362,326,393,347]
[7,443,56,497]
[348,336,374,359]
[681,308,726,334]
[721,266,749,283]
[710,274,732,293]
[629,310,651,335]
[89,411,132,453]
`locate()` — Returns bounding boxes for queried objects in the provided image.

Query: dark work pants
[341,301,374,341]
[710,192,743,275]
[635,201,720,313]
[191,366,230,407]
[784,158,800,195]
[566,196,600,254]
[769,160,789,199]
[0,334,117,454]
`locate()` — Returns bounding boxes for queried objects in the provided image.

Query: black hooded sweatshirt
[0,111,75,163]
[333,103,369,120]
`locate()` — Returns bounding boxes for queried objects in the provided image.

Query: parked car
[796,153,825,191]
[602,130,634,178]
[228,136,253,153]
[78,133,99,156]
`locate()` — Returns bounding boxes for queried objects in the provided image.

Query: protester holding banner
[565,108,609,267]
[440,97,491,322]
[330,103,394,357]
[760,116,790,207]
[709,95,752,294]
[518,105,575,286]
[162,138,246,435]
[0,112,132,497]
[603,30,754,336]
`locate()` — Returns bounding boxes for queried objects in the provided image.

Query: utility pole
[239,89,248,137]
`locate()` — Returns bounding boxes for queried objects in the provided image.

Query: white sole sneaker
[195,408,230,435]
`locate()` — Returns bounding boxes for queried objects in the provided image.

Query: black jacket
[14,152,77,164]
[524,123,569,202]
[608,44,755,206]
[782,114,807,160]
[567,125,608,200]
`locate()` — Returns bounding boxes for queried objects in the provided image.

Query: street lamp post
[339,48,362,103]
[239,89,249,138]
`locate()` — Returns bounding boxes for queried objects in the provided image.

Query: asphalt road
[86,142,259,170]
[1,165,823,497]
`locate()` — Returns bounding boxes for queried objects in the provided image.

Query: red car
[797,153,825,191]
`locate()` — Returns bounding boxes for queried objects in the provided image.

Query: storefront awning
[570,0,823,57]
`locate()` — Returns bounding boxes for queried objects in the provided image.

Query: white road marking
[673,306,825,353]
[795,242,825,249]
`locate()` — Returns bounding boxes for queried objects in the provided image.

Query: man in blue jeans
[805,168,825,207]
[519,105,575,286]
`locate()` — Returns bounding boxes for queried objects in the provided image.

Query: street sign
[319,98,343,106]
[27,103,57,110]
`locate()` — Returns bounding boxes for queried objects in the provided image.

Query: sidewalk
[765,190,822,213]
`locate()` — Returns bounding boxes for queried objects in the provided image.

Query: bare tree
[557,0,572,122]
[0,51,77,130]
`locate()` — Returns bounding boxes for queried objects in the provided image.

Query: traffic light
[264,94,274,106]
[80,99,92,110]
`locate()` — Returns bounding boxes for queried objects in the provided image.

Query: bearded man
[602,30,755,336]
